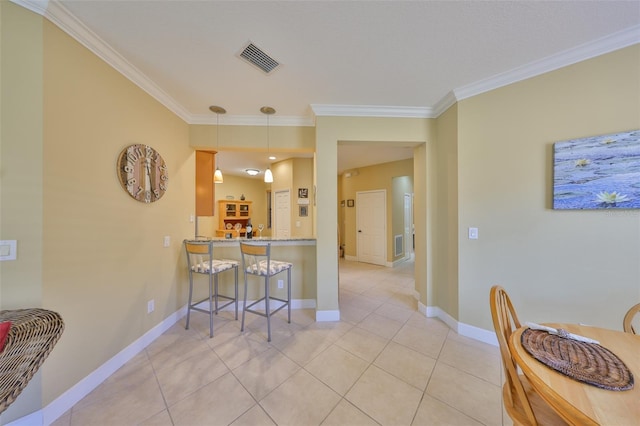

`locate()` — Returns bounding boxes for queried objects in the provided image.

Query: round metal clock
[117,144,168,203]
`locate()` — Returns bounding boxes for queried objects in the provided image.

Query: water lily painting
[553,129,640,209]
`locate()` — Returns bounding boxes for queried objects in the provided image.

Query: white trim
[316,310,340,322]
[4,410,42,426]
[311,104,434,119]
[455,25,640,102]
[189,114,315,127]
[417,303,498,347]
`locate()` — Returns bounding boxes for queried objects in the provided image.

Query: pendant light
[209,105,226,184]
[261,106,275,183]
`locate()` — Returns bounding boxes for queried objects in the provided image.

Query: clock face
[117,144,168,203]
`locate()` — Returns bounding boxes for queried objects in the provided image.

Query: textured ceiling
[20,0,640,175]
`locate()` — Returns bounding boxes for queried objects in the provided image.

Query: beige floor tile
[232,347,300,400]
[169,372,256,426]
[426,362,502,426]
[392,323,447,359]
[339,303,373,324]
[71,356,156,411]
[155,347,229,406]
[70,375,166,426]
[305,345,370,395]
[374,341,436,390]
[260,369,341,426]
[374,302,414,323]
[357,312,404,339]
[138,409,174,426]
[273,329,334,366]
[438,337,501,385]
[412,394,483,426]
[146,331,214,373]
[213,333,272,370]
[321,399,379,426]
[335,327,389,362]
[230,404,276,426]
[345,365,423,426]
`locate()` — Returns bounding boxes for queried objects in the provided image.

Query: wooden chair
[239,242,292,342]
[623,302,640,334]
[184,240,239,338]
[490,285,566,426]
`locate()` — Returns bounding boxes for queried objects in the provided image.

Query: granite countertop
[185,237,316,245]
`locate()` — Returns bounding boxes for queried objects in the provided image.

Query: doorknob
[358,230,362,233]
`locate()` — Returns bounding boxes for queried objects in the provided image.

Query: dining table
[509,323,639,426]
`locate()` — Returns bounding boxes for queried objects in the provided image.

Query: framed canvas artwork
[553,130,639,209]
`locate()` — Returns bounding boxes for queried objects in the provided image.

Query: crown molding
[311,104,435,118]
[12,1,640,123]
[454,24,640,102]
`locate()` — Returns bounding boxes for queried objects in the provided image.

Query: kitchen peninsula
[184,237,317,307]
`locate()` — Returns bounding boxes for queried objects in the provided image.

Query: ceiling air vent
[238,42,280,74]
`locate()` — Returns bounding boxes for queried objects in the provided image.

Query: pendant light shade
[264,168,273,183]
[261,106,275,183]
[209,105,226,184]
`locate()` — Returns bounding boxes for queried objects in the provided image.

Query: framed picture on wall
[299,205,308,217]
[347,199,354,207]
[553,129,639,209]
[298,188,308,198]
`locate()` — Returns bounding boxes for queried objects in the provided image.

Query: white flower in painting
[596,191,630,204]
[601,138,615,145]
[574,159,590,167]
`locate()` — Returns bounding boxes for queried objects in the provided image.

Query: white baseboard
[417,302,498,347]
[316,310,340,321]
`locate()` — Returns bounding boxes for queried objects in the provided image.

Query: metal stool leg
[287,267,291,324]
[265,275,271,342]
[208,273,214,338]
[241,271,248,332]
[234,265,239,320]
[186,271,194,330]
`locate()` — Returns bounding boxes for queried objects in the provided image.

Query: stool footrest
[244,296,289,318]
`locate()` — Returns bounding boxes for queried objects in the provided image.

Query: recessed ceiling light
[245,169,260,176]
[269,155,276,160]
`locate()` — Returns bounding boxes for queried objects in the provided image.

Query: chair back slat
[623,302,640,334]
[490,285,539,425]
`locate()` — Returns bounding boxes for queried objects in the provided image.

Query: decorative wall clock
[117,144,168,203]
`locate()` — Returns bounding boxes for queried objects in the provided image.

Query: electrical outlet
[147,299,155,314]
[278,279,284,289]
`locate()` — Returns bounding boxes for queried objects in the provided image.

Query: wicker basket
[0,309,65,414]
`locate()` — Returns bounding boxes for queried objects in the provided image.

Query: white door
[356,190,386,266]
[404,193,413,260]
[274,189,290,238]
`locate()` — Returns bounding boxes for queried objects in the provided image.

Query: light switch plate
[0,240,17,261]
[468,227,479,240]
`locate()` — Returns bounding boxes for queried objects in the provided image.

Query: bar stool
[184,239,239,338]
[239,242,292,342]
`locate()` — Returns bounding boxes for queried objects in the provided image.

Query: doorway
[274,189,291,238]
[356,190,386,266]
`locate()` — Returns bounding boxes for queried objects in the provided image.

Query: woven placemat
[521,328,634,391]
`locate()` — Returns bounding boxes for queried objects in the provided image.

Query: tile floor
[52,259,509,426]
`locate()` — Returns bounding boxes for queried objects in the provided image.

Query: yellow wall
[433,103,459,317]
[457,45,640,331]
[0,2,45,420]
